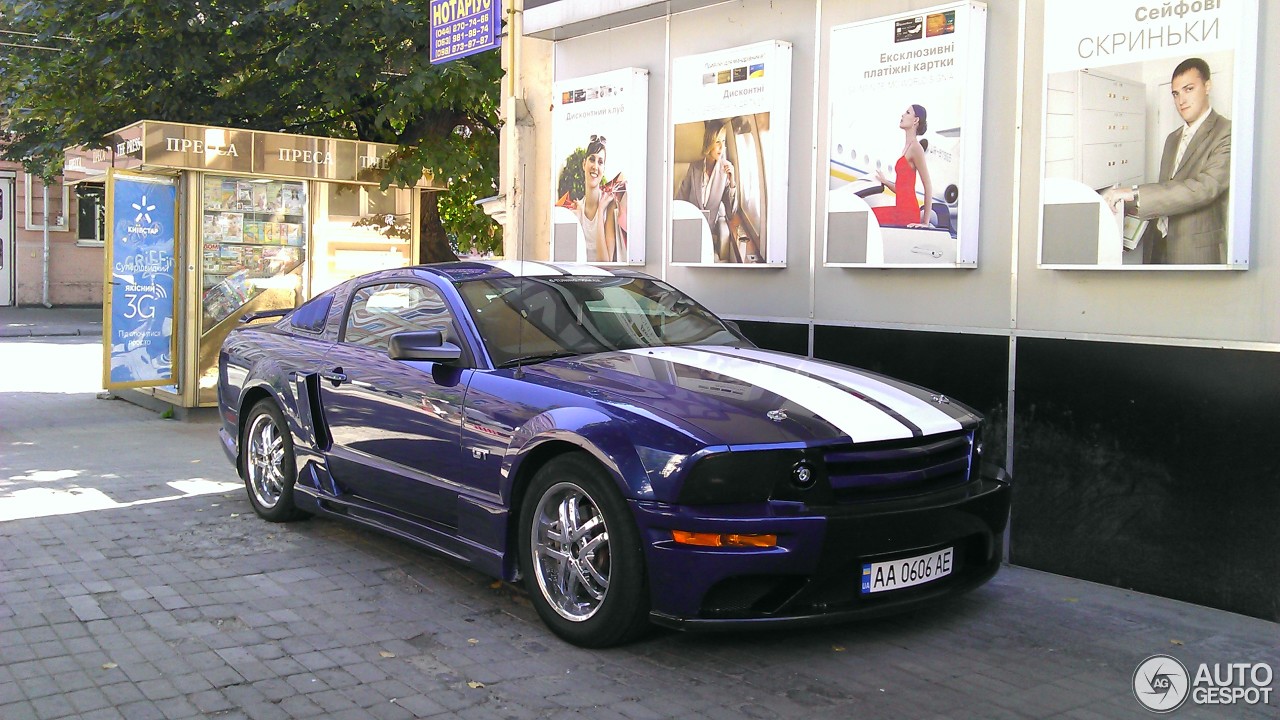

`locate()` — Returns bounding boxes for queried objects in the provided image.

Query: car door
[316,280,471,529]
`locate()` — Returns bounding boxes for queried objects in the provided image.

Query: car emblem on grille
[931,394,950,405]
[767,409,788,422]
[791,461,816,489]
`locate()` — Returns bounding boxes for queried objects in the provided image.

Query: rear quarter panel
[218,323,332,466]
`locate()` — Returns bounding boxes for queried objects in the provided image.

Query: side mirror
[388,330,463,363]
[723,320,743,336]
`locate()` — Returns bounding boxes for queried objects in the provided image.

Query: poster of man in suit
[1038,0,1257,268]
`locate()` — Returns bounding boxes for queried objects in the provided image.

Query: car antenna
[514,304,526,378]
[514,162,527,379]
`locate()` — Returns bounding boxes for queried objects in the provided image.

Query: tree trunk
[419,191,459,264]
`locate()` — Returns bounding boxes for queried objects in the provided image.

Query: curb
[0,327,102,338]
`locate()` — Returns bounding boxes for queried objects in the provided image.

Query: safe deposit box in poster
[670,40,791,266]
[826,2,987,267]
[551,68,648,265]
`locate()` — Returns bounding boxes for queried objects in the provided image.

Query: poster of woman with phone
[555,135,626,262]
[550,68,648,265]
[674,120,739,262]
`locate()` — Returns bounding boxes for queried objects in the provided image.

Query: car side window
[343,282,455,354]
[289,294,333,334]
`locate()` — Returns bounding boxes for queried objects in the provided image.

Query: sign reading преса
[430,0,501,64]
[103,171,177,390]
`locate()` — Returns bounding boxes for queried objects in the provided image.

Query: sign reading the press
[104,172,177,389]
[430,0,501,64]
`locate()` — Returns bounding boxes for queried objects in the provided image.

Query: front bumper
[636,467,1011,629]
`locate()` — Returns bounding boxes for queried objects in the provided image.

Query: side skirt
[293,486,506,579]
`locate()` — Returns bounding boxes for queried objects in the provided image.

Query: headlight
[677,449,809,505]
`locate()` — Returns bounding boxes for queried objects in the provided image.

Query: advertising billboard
[1038,0,1258,269]
[104,171,178,389]
[550,68,649,265]
[825,2,988,267]
[670,40,792,266]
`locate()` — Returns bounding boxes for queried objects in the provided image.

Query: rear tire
[518,453,649,647]
[240,399,306,522]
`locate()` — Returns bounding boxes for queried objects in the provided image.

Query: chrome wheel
[246,412,286,510]
[530,481,611,622]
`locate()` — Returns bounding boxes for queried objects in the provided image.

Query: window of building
[76,184,106,246]
[23,175,69,232]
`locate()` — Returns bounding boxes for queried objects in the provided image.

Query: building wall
[5,163,104,306]
[1010,0,1277,621]
[523,0,1280,620]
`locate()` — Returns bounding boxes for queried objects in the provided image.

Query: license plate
[861,547,953,594]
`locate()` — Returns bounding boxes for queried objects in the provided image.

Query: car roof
[411,260,654,284]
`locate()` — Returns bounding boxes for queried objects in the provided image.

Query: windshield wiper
[499,351,579,369]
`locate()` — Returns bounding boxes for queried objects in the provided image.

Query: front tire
[518,453,649,647]
[240,399,306,522]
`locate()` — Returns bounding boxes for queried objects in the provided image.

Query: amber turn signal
[671,530,777,548]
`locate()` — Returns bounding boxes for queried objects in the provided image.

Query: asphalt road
[1,336,1276,719]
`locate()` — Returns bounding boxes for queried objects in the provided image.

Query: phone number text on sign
[430,0,500,64]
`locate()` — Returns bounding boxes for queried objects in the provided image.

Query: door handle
[320,369,347,386]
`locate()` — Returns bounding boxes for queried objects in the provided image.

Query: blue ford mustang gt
[218,261,1010,647]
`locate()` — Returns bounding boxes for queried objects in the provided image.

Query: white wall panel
[1016,0,1278,343]
[812,0,1017,330]
[537,0,1280,345]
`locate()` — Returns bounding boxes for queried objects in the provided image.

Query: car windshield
[457,275,747,368]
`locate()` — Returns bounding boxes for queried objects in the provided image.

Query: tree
[0,0,504,259]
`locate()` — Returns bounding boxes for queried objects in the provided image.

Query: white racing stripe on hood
[623,346,914,442]
[479,259,563,277]
[714,346,963,435]
[546,263,615,276]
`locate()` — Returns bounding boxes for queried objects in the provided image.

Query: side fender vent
[302,373,332,451]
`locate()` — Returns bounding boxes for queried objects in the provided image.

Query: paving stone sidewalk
[1,337,1276,719]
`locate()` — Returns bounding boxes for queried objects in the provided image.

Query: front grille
[824,430,973,502]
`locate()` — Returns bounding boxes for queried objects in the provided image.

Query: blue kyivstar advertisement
[217,261,1010,647]
[107,175,177,386]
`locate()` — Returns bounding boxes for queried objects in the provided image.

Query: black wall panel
[736,323,1279,621]
[733,319,809,357]
[811,325,1009,418]
[811,324,1010,469]
[1013,338,1280,621]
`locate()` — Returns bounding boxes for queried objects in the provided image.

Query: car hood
[531,345,977,446]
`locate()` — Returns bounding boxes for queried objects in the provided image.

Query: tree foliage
[0,0,504,257]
